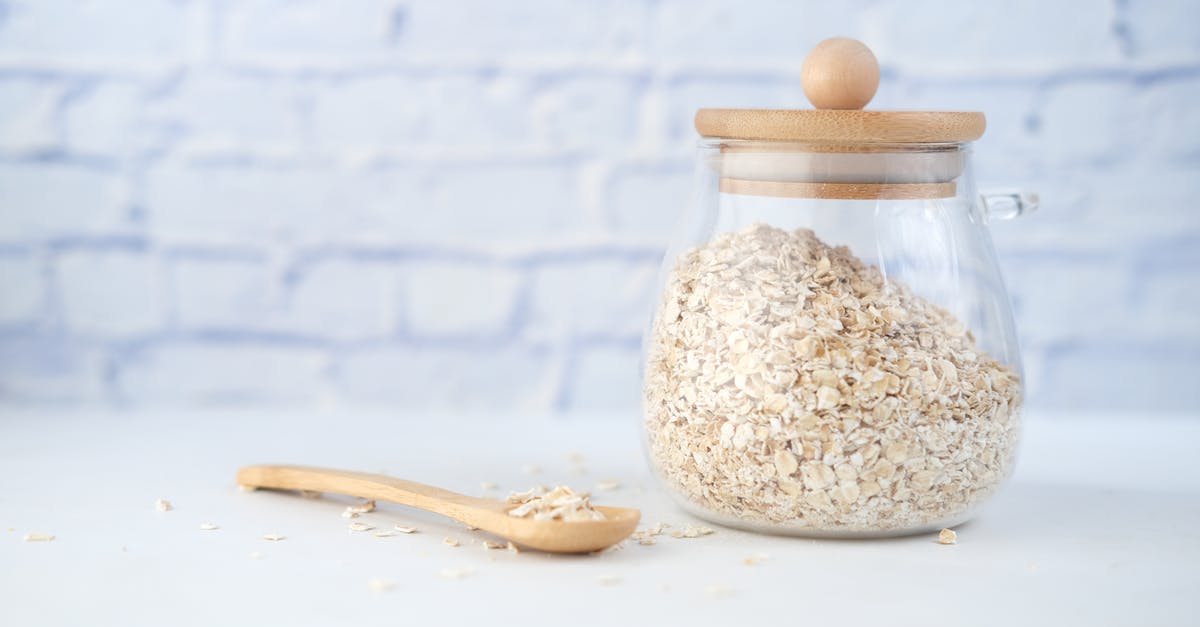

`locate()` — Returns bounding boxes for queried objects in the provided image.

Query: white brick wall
[0,0,1197,413]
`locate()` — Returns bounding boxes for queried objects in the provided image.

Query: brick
[310,75,533,150]
[404,261,521,338]
[0,254,44,326]
[336,344,555,409]
[143,73,304,152]
[1031,81,1133,167]
[0,163,127,241]
[563,344,642,411]
[608,162,691,242]
[56,249,167,338]
[116,342,327,403]
[1125,0,1200,59]
[144,165,335,244]
[61,81,163,158]
[0,334,106,402]
[396,0,649,63]
[999,251,1130,348]
[221,0,398,63]
[0,0,196,66]
[528,256,658,339]
[0,78,61,154]
[1140,77,1200,162]
[1035,342,1200,412]
[281,259,400,340]
[531,77,641,151]
[655,0,866,63]
[863,0,1121,73]
[171,256,276,330]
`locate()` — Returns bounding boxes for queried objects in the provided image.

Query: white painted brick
[405,262,520,338]
[221,0,398,63]
[608,162,691,242]
[144,73,305,152]
[528,257,657,339]
[393,165,589,245]
[144,165,335,244]
[0,78,61,154]
[0,335,106,402]
[337,345,555,410]
[310,75,534,150]
[397,0,648,63]
[1035,343,1200,412]
[531,77,641,151]
[1141,77,1200,162]
[1000,252,1131,348]
[281,259,400,340]
[0,164,127,241]
[1125,0,1200,60]
[863,0,1121,73]
[654,0,867,63]
[61,81,162,157]
[171,257,276,329]
[1032,81,1133,167]
[563,344,642,411]
[0,254,43,325]
[56,249,167,338]
[116,343,328,403]
[0,0,197,66]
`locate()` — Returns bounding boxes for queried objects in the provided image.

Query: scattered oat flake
[346,500,376,514]
[23,532,55,542]
[393,525,417,534]
[938,528,957,545]
[263,533,286,541]
[597,575,622,586]
[438,568,474,580]
[481,540,506,550]
[704,585,734,599]
[348,522,375,532]
[373,530,397,538]
[341,511,359,519]
[199,523,219,531]
[506,485,606,522]
[743,553,770,566]
[594,480,620,491]
[670,524,715,539]
[368,578,395,592]
[155,499,173,512]
[506,541,521,553]
[237,484,257,492]
[442,537,460,547]
[248,551,263,559]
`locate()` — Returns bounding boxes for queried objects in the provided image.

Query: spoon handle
[237,464,503,519]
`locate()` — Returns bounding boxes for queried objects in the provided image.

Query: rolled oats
[938,528,957,545]
[23,532,54,542]
[506,486,606,522]
[644,225,1021,533]
[155,499,172,512]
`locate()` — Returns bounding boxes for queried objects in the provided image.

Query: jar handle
[980,189,1039,220]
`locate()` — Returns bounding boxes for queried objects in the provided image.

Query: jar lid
[694,38,986,144]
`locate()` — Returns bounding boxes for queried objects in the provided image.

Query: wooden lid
[694,38,986,144]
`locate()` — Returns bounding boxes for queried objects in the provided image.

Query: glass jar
[641,38,1033,538]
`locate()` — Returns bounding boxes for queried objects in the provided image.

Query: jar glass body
[641,139,1023,538]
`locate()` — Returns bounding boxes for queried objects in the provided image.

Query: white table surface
[1,408,1197,627]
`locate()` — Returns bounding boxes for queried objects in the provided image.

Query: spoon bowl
[237,464,641,554]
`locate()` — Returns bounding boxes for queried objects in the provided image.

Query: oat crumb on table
[442,537,460,547]
[23,532,55,542]
[348,522,375,532]
[199,523,219,531]
[155,499,172,512]
[393,525,418,534]
[938,528,958,544]
[262,533,286,541]
[368,578,395,592]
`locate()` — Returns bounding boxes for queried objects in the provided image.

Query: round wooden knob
[801,37,880,110]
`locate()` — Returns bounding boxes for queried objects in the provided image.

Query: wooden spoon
[236,464,641,554]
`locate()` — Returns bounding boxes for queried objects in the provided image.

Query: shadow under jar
[641,38,1035,538]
